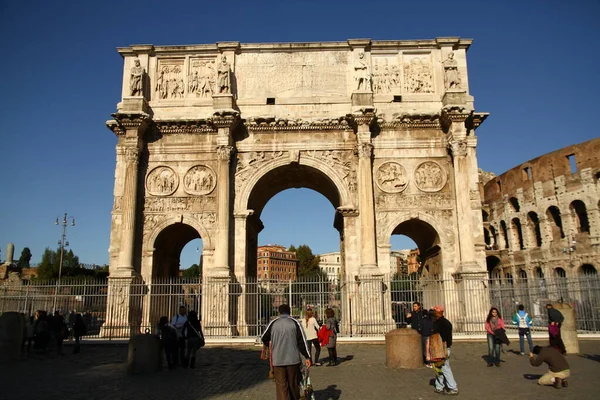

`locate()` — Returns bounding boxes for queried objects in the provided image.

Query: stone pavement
[1,340,599,400]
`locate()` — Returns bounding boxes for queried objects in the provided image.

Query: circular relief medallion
[413,161,446,192]
[183,165,216,195]
[376,162,408,193]
[146,166,178,196]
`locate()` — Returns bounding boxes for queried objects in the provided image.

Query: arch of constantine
[103,38,489,337]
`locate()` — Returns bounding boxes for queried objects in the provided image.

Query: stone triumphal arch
[103,38,488,337]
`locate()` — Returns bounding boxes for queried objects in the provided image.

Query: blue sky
[1,0,598,269]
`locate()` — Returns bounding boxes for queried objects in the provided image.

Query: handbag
[187,322,205,347]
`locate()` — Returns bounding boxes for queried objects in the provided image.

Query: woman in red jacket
[485,307,505,367]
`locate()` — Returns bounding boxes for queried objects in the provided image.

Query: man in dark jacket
[407,303,432,367]
[261,304,312,400]
[529,345,570,388]
[546,304,566,354]
[431,305,458,396]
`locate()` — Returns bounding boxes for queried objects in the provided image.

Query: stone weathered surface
[385,328,423,369]
[127,334,162,374]
[104,38,490,336]
[554,302,579,354]
[0,312,24,362]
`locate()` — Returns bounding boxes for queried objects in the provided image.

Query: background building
[257,245,298,281]
[319,252,342,284]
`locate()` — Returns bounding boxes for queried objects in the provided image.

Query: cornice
[378,114,441,129]
[212,110,241,130]
[155,119,217,135]
[245,117,352,132]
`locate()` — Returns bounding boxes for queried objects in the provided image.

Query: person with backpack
[158,316,179,370]
[512,304,534,355]
[182,310,204,369]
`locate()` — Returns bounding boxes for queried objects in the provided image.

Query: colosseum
[482,137,600,329]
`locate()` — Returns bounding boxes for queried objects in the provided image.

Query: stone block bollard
[127,333,162,374]
[0,312,25,363]
[385,328,423,369]
[553,302,579,354]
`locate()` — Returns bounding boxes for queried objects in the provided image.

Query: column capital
[448,137,468,158]
[212,110,240,129]
[217,145,234,162]
[336,206,359,218]
[356,142,373,159]
[109,112,151,138]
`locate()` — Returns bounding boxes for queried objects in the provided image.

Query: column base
[354,274,395,335]
[100,276,142,338]
[118,97,150,113]
[212,93,235,110]
[442,90,468,107]
[351,91,373,107]
[202,275,232,337]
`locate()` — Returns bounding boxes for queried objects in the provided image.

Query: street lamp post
[53,213,75,311]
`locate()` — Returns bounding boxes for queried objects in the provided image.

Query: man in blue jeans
[512,304,534,355]
[431,305,458,396]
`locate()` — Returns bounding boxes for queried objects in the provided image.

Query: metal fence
[1,273,599,339]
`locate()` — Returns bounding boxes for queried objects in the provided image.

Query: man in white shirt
[171,306,188,366]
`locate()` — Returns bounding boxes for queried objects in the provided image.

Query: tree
[182,263,202,278]
[292,244,320,277]
[16,247,32,274]
[35,247,81,280]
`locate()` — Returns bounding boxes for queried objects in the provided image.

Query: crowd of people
[22,309,88,356]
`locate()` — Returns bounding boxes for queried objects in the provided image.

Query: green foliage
[35,247,82,280]
[182,262,202,278]
[292,244,320,277]
[16,247,32,273]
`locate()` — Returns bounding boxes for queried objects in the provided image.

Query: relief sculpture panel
[306,150,357,192]
[403,54,434,93]
[184,165,216,195]
[376,162,408,193]
[144,196,216,212]
[414,161,446,192]
[372,57,401,94]
[155,59,185,100]
[188,59,216,97]
[146,166,178,196]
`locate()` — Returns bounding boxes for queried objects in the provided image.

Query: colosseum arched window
[511,217,525,250]
[527,211,542,247]
[546,206,565,240]
[500,220,509,249]
[580,264,597,276]
[509,197,520,213]
[570,200,590,233]
[489,226,498,249]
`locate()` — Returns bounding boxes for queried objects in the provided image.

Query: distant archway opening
[546,206,565,240]
[500,220,509,249]
[391,219,440,276]
[580,264,597,276]
[527,211,542,247]
[511,218,525,250]
[153,223,201,278]
[509,197,520,213]
[570,200,590,233]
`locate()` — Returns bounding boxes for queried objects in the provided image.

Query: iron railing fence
[1,274,598,339]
